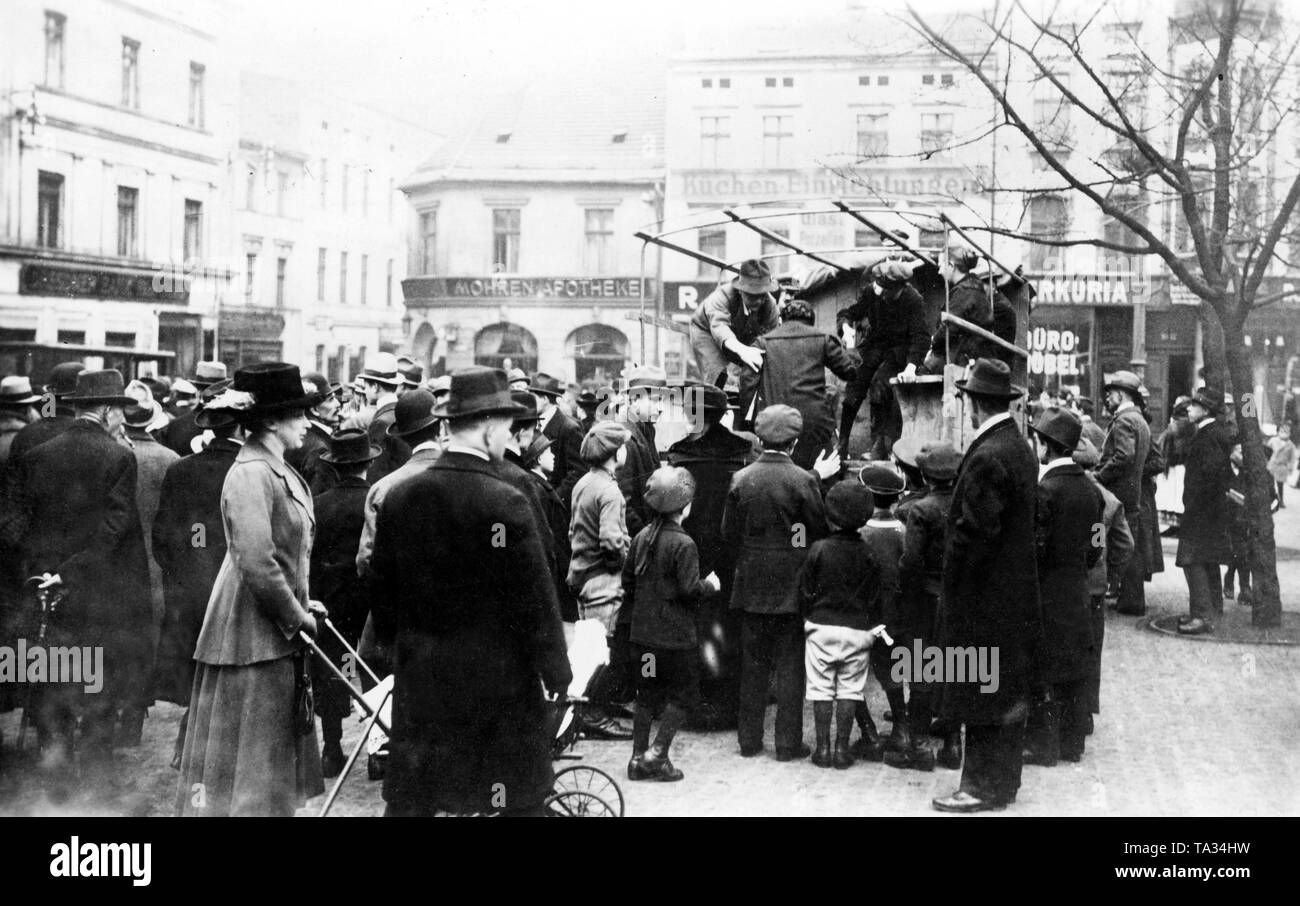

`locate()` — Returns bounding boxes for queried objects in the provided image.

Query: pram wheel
[552,765,624,817]
[544,789,619,817]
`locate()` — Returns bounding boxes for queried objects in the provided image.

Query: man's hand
[307,600,330,621]
[37,572,63,590]
[897,363,919,383]
[812,448,841,480]
[703,571,721,593]
[735,344,765,373]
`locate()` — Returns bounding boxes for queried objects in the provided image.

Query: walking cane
[298,632,391,737]
[318,683,393,818]
[19,576,66,752]
[320,617,383,688]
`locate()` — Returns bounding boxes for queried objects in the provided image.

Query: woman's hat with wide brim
[229,362,325,418]
[430,366,528,420]
[954,358,1024,401]
[64,369,136,407]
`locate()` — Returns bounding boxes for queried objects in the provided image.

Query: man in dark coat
[151,406,242,768]
[1175,389,1234,635]
[157,361,226,456]
[1096,371,1152,615]
[740,301,859,469]
[689,258,781,388]
[1025,408,1104,766]
[3,361,83,465]
[723,404,828,760]
[360,356,409,485]
[0,370,152,786]
[533,372,585,510]
[932,359,1042,813]
[832,261,930,460]
[370,367,571,816]
[921,244,1000,371]
[310,430,380,777]
[668,383,755,730]
[287,372,342,495]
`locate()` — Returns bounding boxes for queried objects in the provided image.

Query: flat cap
[754,404,803,447]
[825,482,873,530]
[858,462,905,495]
[580,420,630,465]
[916,441,961,481]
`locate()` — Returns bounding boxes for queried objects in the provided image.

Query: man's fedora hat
[576,388,604,412]
[191,361,228,388]
[511,391,540,425]
[522,433,553,471]
[733,258,777,295]
[506,367,530,387]
[321,429,382,465]
[431,366,528,420]
[426,374,452,396]
[66,369,136,407]
[194,378,238,429]
[123,399,159,429]
[171,378,199,398]
[0,375,41,406]
[211,363,325,419]
[398,361,424,388]
[1189,387,1224,415]
[1031,406,1083,451]
[1103,370,1143,396]
[303,372,342,399]
[891,435,923,469]
[955,358,1023,400]
[388,389,441,438]
[359,352,404,387]
[916,441,961,481]
[44,361,86,397]
[529,372,564,399]
[625,365,668,391]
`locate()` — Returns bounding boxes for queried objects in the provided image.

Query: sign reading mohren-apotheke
[403,276,654,302]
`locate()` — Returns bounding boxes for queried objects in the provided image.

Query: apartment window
[360,254,369,305]
[340,164,349,213]
[275,256,287,308]
[761,228,790,274]
[37,170,63,249]
[765,77,776,87]
[244,166,257,211]
[188,62,205,127]
[858,75,871,86]
[698,227,726,279]
[782,77,794,88]
[584,208,615,274]
[183,199,203,261]
[1102,194,1145,272]
[856,113,888,158]
[361,169,370,217]
[419,210,437,273]
[1028,195,1068,271]
[1033,72,1072,141]
[922,74,935,85]
[386,259,394,307]
[387,177,394,223]
[877,75,890,86]
[319,158,328,208]
[245,253,257,299]
[57,330,85,346]
[44,12,65,89]
[920,113,953,156]
[316,248,327,301]
[762,115,792,168]
[121,38,140,109]
[700,116,731,167]
[276,171,290,217]
[340,252,349,304]
[105,331,135,348]
[116,186,139,257]
[702,78,712,88]
[719,78,730,88]
[853,228,873,249]
[941,73,954,87]
[492,208,520,273]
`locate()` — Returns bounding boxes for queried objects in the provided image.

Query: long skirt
[175,656,324,817]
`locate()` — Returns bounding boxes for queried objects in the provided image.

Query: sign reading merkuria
[403,276,654,302]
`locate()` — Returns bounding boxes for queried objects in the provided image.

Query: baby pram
[305,617,623,817]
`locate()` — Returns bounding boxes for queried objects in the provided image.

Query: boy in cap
[624,466,721,781]
[891,436,928,525]
[567,421,634,739]
[723,404,828,760]
[796,481,886,768]
[857,463,923,765]
[897,441,964,769]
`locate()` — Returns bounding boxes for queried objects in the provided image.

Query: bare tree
[877,0,1299,627]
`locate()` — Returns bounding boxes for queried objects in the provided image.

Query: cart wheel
[552,765,625,817]
[544,789,619,817]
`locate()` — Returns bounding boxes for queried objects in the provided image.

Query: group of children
[564,398,974,782]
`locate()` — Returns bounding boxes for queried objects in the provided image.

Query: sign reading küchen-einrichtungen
[402,276,655,303]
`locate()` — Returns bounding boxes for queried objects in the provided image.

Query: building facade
[0,0,238,382]
[400,62,665,386]
[228,72,435,376]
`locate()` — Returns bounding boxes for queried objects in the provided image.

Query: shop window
[474,322,537,375]
[567,324,629,384]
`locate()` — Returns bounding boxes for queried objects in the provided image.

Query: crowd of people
[0,246,1292,816]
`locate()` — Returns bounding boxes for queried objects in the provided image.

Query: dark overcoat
[287,421,337,496]
[309,475,372,720]
[1036,463,1104,684]
[1176,419,1234,566]
[542,408,585,512]
[742,320,859,468]
[617,419,660,539]
[157,408,204,456]
[722,451,828,615]
[369,450,571,815]
[928,273,997,366]
[151,437,240,705]
[366,401,409,485]
[4,419,153,709]
[935,416,1042,725]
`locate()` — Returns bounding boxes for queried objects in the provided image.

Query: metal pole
[831,201,939,268]
[638,239,648,364]
[299,632,391,736]
[722,209,846,272]
[634,231,739,273]
[317,684,393,818]
[322,617,382,688]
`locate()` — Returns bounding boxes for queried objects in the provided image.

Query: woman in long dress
[176,362,327,816]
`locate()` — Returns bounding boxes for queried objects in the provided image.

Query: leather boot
[882,689,909,753]
[628,703,654,780]
[811,702,833,767]
[851,702,886,760]
[937,730,963,770]
[638,704,685,781]
[832,700,856,769]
